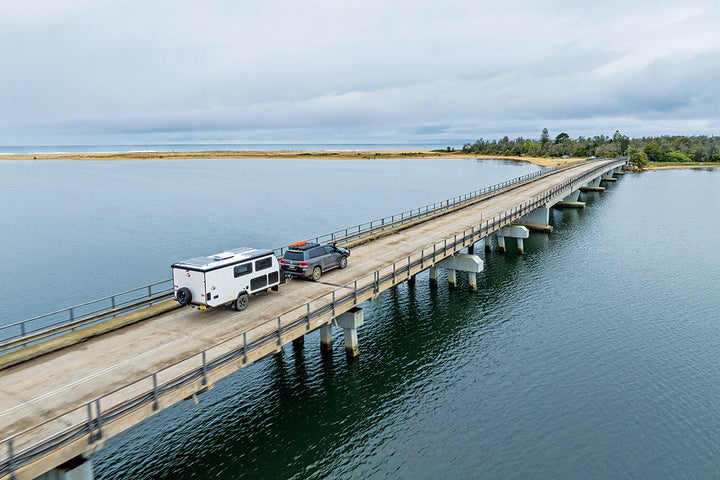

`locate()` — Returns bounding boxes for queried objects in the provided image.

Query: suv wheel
[311,266,322,281]
[339,256,347,269]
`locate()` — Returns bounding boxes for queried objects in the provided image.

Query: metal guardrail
[272,166,561,256]
[0,158,627,479]
[0,280,174,354]
[1,165,562,354]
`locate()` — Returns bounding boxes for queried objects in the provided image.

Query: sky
[1,0,719,146]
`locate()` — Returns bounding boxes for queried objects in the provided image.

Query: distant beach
[0,149,579,168]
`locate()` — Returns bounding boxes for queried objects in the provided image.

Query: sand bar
[0,150,579,167]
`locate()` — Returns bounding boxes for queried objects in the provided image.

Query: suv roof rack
[289,242,319,251]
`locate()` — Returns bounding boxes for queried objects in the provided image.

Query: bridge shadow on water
[92,195,606,480]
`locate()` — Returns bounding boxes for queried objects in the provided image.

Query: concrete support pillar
[468,272,477,291]
[514,206,552,233]
[497,235,506,253]
[484,236,491,252]
[333,307,364,360]
[407,275,416,287]
[320,324,332,355]
[496,225,530,254]
[37,457,94,480]
[447,269,457,289]
[436,254,483,292]
[553,189,585,209]
[429,266,438,288]
[564,190,580,202]
[292,335,304,350]
[601,171,617,182]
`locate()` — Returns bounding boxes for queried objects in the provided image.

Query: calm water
[2,161,719,478]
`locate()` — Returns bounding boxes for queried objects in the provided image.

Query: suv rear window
[283,251,304,261]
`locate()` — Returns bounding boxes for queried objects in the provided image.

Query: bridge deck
[0,159,623,480]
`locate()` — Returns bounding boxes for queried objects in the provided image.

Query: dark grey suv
[280,242,350,281]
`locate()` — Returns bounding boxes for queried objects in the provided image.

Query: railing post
[69,307,74,322]
[95,399,103,440]
[332,292,336,317]
[421,249,424,269]
[392,263,396,284]
[201,350,207,385]
[407,256,411,278]
[7,438,16,480]
[306,303,311,329]
[354,280,358,304]
[277,316,282,346]
[243,332,248,363]
[111,296,116,309]
[152,373,159,410]
[147,285,152,297]
[87,402,94,443]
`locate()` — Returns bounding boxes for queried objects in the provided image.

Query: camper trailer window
[234,263,252,278]
[255,257,273,271]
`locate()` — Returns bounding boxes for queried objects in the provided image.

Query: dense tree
[643,141,663,162]
[555,132,570,144]
[459,132,720,163]
[540,128,550,145]
[612,130,630,154]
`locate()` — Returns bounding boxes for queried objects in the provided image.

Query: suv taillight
[280,259,285,264]
[299,262,308,267]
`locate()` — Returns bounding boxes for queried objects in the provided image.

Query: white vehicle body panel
[172,247,282,308]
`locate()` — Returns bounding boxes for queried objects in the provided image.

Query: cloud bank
[1,0,719,145]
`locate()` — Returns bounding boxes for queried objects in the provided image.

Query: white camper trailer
[172,247,283,311]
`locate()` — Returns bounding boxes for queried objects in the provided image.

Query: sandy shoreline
[642,164,720,170]
[0,150,579,168]
[2,149,715,170]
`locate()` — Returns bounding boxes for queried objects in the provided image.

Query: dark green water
[2,161,719,478]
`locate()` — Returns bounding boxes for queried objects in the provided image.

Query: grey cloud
[1,0,719,145]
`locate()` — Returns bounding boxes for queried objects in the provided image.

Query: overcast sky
[1,0,719,145]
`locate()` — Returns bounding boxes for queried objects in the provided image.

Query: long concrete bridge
[0,158,627,480]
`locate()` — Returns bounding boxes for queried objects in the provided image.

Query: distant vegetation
[460,129,720,166]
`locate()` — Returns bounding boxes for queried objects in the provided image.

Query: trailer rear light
[299,262,308,267]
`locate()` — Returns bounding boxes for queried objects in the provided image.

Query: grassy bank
[643,162,720,170]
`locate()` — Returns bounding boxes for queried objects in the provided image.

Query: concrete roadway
[0,159,616,454]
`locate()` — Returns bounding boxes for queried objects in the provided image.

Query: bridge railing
[0,158,627,479]
[2,164,563,353]
[273,166,560,256]
[0,280,174,353]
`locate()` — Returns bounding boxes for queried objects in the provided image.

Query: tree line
[460,129,720,165]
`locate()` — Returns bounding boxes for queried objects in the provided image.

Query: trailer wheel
[339,256,348,269]
[176,287,192,306]
[311,266,322,281]
[235,293,249,311]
